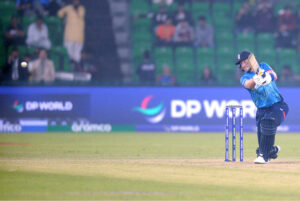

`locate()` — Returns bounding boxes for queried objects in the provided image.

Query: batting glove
[256,68,265,75]
[261,72,272,86]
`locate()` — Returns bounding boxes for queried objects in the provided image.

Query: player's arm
[242,75,267,89]
[241,75,256,89]
[261,63,277,81]
[266,69,277,81]
[244,79,256,89]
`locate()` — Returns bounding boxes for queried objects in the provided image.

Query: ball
[21,61,28,68]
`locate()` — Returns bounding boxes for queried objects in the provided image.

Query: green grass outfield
[1,133,300,200]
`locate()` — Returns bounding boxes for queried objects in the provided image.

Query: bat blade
[248,53,259,73]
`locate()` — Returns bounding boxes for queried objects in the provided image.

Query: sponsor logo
[12,100,73,112]
[171,99,256,119]
[133,95,166,124]
[26,101,73,111]
[71,123,112,132]
[165,125,200,132]
[12,101,24,113]
[134,97,255,123]
[0,121,22,132]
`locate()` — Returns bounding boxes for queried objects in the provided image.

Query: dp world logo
[133,95,166,123]
[12,100,24,113]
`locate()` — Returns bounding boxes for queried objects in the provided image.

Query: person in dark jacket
[1,48,29,84]
[136,50,156,84]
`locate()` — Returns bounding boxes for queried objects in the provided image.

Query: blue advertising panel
[0,94,90,118]
[0,87,298,132]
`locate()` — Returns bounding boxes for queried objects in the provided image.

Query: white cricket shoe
[254,154,269,164]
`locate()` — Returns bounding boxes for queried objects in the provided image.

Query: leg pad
[260,118,277,136]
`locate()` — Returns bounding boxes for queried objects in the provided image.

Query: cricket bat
[248,53,260,74]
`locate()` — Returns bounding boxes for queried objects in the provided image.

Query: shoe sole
[254,156,269,164]
[254,161,269,164]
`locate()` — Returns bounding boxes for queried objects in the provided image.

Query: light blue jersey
[240,62,282,108]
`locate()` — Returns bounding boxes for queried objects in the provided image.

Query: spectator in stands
[200,65,216,84]
[4,16,25,57]
[28,49,55,82]
[296,5,300,32]
[47,0,65,16]
[157,64,176,85]
[278,6,296,34]
[152,0,173,6]
[75,50,98,74]
[58,0,85,64]
[136,50,156,84]
[34,0,50,16]
[26,16,51,50]
[172,4,191,25]
[253,1,276,33]
[295,6,300,51]
[278,65,300,83]
[16,0,50,16]
[1,48,29,83]
[274,24,296,49]
[153,5,170,27]
[235,1,254,34]
[132,5,169,30]
[194,16,214,48]
[173,20,194,46]
[155,18,175,45]
[16,0,35,16]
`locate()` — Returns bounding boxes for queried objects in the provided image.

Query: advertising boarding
[0,87,298,133]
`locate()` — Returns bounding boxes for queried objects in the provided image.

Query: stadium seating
[44,16,63,46]
[22,16,36,32]
[175,47,195,84]
[152,2,189,13]
[133,41,152,59]
[130,0,150,16]
[196,47,215,72]
[236,33,255,52]
[154,47,173,74]
[0,1,16,17]
[257,47,277,67]
[129,0,300,85]
[50,46,71,71]
[277,48,299,73]
[176,71,196,85]
[3,0,299,85]
[191,2,210,23]
[232,1,243,14]
[155,57,174,75]
[216,31,234,48]
[256,33,275,49]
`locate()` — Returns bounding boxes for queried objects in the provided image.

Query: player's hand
[253,74,263,89]
[256,68,265,75]
[261,72,272,86]
[253,73,272,89]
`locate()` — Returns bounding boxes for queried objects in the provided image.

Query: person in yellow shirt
[58,0,85,63]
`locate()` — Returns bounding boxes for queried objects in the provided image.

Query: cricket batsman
[235,50,289,164]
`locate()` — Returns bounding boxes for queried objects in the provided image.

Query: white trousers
[64,41,83,62]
